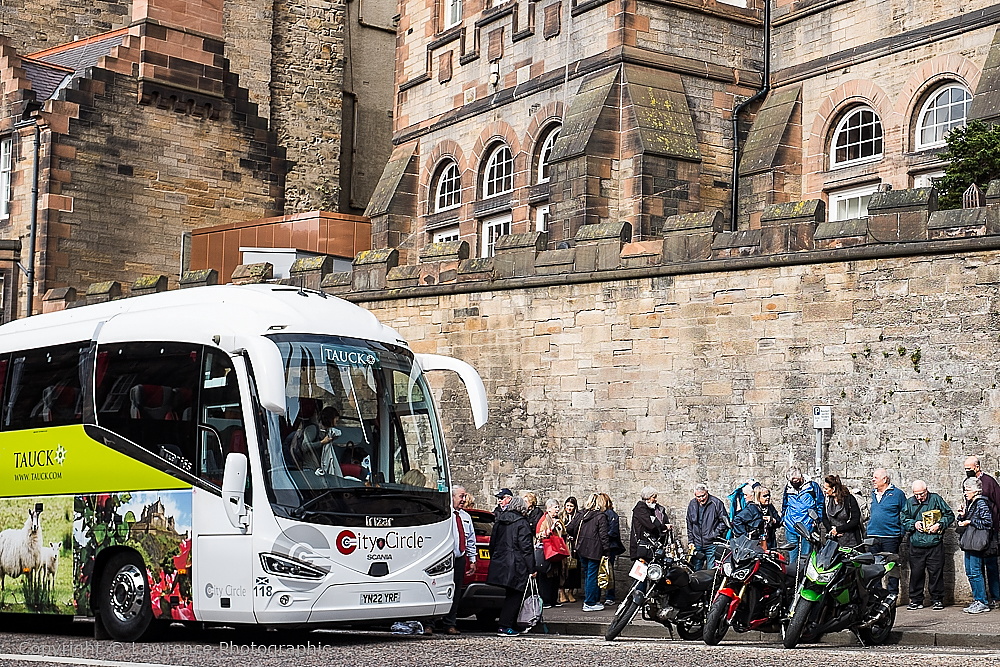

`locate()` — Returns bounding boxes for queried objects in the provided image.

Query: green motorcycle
[782,520,898,648]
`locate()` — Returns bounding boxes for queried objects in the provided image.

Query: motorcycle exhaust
[860,593,896,628]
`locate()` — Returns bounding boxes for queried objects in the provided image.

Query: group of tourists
[689,456,1000,615]
[447,454,999,636]
[474,489,631,634]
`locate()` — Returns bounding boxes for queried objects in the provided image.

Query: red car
[455,507,505,621]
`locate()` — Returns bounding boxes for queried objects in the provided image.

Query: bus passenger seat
[129,384,176,420]
[30,384,81,423]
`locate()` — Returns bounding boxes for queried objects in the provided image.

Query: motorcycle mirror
[854,552,876,565]
[862,537,875,547]
[807,508,819,521]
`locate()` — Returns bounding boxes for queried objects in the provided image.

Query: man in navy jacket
[686,484,728,570]
[867,468,907,596]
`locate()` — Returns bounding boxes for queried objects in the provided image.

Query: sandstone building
[0,0,394,320]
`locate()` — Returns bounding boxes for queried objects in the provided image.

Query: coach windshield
[261,334,450,526]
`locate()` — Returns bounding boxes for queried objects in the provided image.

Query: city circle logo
[204,583,215,599]
[336,530,358,555]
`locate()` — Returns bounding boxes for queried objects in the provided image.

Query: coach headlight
[425,554,454,577]
[260,552,326,580]
[646,563,664,581]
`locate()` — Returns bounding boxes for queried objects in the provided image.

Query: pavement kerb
[532,620,1000,649]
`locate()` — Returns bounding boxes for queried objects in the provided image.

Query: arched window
[433,161,461,212]
[481,143,514,198]
[916,84,971,150]
[831,106,883,168]
[535,126,560,184]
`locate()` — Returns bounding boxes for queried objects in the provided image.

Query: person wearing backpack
[781,467,824,565]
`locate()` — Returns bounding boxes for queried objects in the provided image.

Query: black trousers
[441,556,467,628]
[908,542,945,604]
[537,571,558,605]
[499,585,523,629]
[869,536,901,595]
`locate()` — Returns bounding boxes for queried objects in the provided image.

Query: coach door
[192,349,255,623]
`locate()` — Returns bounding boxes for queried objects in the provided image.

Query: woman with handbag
[957,476,994,614]
[536,498,568,608]
[566,493,610,612]
[559,496,580,603]
[487,495,537,635]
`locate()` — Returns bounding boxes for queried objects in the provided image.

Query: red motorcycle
[702,533,794,645]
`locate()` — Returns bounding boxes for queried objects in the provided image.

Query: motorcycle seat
[861,563,887,580]
[689,569,716,592]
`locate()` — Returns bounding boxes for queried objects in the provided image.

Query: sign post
[813,406,832,476]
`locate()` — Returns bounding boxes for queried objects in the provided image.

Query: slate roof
[23,28,127,101]
[19,59,73,102]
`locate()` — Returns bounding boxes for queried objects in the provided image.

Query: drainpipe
[13,114,41,318]
[730,0,771,231]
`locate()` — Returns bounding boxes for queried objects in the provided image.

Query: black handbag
[960,524,990,552]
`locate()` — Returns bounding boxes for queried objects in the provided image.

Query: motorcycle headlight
[425,553,454,577]
[647,564,664,581]
[805,559,839,584]
[722,562,733,577]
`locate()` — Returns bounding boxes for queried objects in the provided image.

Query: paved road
[1,622,999,667]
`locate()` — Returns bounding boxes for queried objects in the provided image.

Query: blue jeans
[785,527,814,567]
[965,551,989,604]
[985,554,1000,602]
[580,557,601,606]
[692,545,718,571]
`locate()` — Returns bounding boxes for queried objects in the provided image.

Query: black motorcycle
[605,530,714,641]
[702,532,793,645]
[782,520,898,648]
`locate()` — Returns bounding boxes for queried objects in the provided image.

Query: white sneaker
[582,603,605,612]
[967,601,991,614]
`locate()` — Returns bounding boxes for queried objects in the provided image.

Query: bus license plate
[360,592,400,605]
[629,561,648,581]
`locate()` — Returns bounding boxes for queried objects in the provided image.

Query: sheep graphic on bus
[0,497,74,613]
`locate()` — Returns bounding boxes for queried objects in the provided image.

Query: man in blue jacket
[781,467,824,565]
[867,468,907,596]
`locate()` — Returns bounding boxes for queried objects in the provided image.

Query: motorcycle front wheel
[604,595,641,641]
[858,603,896,645]
[702,594,731,645]
[782,596,816,649]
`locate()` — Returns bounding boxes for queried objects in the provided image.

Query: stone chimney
[130,0,226,118]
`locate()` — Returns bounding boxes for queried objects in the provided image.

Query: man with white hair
[964,456,1000,607]
[901,480,954,610]
[439,485,477,634]
[867,468,907,597]
[686,483,728,570]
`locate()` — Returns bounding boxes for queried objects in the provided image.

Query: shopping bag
[542,533,571,561]
[597,556,613,590]
[517,577,543,628]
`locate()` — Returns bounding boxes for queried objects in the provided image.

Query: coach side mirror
[222,453,250,531]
